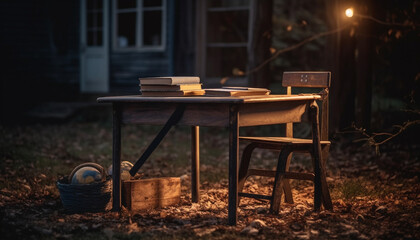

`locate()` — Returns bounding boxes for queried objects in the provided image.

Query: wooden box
[122,177,181,211]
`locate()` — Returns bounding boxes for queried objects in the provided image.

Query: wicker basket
[57,162,112,213]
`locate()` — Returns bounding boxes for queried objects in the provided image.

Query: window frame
[112,0,166,52]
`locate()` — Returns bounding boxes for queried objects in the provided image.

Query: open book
[139,76,200,85]
[204,87,270,97]
[140,89,205,97]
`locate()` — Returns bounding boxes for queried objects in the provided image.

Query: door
[80,0,109,92]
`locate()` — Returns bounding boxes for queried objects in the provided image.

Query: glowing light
[345,8,354,18]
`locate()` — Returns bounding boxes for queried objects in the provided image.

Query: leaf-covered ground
[0,107,419,239]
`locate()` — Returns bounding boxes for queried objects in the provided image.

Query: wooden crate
[122,177,181,211]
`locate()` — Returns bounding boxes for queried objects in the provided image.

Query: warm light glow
[345,8,354,18]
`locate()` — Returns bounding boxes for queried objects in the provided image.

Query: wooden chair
[238,71,333,214]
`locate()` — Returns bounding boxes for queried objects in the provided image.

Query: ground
[0,106,419,239]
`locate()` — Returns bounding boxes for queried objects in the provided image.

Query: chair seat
[239,136,331,145]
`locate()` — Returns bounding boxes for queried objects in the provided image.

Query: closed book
[205,87,270,96]
[140,83,202,91]
[139,76,200,85]
[141,89,205,97]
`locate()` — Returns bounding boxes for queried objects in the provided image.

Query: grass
[333,179,370,200]
[330,177,398,201]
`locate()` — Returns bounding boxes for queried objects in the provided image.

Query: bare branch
[356,14,420,27]
[352,119,420,154]
[371,132,394,136]
[374,120,420,146]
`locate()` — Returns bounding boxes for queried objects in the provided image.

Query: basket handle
[68,162,107,183]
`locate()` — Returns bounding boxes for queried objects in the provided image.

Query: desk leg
[191,126,200,202]
[228,106,239,226]
[112,104,122,212]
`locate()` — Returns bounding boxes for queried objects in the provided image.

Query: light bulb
[345,8,354,18]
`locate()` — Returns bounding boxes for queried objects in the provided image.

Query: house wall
[0,0,80,120]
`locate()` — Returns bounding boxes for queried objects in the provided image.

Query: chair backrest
[282,71,331,88]
[282,71,331,141]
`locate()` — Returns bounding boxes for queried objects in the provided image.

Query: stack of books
[139,76,205,97]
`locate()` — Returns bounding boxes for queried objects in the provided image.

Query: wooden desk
[97,94,321,225]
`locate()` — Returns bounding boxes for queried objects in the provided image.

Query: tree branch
[352,119,420,154]
[355,14,420,27]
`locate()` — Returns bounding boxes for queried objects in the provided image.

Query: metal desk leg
[112,103,122,212]
[228,105,239,225]
[191,126,200,202]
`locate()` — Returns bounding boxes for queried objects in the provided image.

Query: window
[113,0,166,51]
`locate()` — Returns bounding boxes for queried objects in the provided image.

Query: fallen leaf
[241,226,259,235]
[250,219,266,229]
[194,227,216,237]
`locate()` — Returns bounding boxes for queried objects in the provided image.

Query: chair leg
[282,153,294,204]
[270,147,292,214]
[320,145,333,210]
[238,143,258,204]
[310,102,322,211]
[238,142,294,205]
[282,179,293,204]
[309,145,333,211]
[310,152,322,211]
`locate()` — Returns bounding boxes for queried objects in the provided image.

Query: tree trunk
[325,0,358,132]
[355,0,373,131]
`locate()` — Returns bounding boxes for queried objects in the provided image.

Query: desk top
[97,94,321,104]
